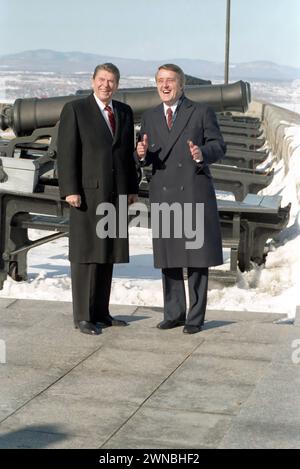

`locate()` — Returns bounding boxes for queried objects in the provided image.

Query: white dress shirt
[93,93,115,135]
[163,101,178,127]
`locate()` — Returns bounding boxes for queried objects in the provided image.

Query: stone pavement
[0,298,300,449]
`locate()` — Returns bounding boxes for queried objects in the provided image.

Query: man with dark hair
[93,63,120,83]
[136,64,226,334]
[58,63,139,335]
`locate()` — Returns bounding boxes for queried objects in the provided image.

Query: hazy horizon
[1,0,299,68]
[1,48,300,71]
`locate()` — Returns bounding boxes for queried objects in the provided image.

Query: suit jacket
[57,94,139,263]
[140,96,226,268]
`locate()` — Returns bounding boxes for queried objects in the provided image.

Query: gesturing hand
[187,140,203,162]
[136,134,149,159]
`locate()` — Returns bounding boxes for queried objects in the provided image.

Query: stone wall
[247,101,300,171]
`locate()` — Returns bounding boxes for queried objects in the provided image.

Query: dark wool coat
[57,94,139,263]
[140,96,226,268]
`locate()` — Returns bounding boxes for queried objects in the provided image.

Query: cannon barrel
[0,80,250,137]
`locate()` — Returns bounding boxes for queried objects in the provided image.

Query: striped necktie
[166,107,173,129]
[104,105,116,135]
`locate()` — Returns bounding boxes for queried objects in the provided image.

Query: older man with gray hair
[136,64,226,334]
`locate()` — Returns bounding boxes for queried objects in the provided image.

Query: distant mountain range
[0,49,300,80]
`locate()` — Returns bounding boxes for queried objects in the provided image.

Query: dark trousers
[70,262,113,323]
[162,267,208,327]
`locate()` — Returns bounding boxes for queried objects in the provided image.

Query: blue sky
[0,0,299,68]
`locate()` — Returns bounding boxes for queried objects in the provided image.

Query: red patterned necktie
[166,107,173,129]
[104,105,116,135]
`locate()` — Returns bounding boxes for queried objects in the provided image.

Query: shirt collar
[93,93,113,112]
[163,101,178,116]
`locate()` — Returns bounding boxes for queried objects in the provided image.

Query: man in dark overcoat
[58,63,139,335]
[136,64,226,334]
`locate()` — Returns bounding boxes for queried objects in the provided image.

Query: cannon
[0,80,250,138]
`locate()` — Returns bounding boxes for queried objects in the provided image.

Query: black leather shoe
[75,321,102,335]
[183,325,202,334]
[157,319,185,330]
[96,314,128,328]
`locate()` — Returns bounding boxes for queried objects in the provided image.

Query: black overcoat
[140,96,226,268]
[57,94,139,263]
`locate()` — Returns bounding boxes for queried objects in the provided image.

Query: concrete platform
[0,298,300,449]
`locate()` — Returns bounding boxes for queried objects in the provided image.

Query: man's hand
[128,194,138,205]
[136,134,149,159]
[187,140,203,162]
[66,194,81,208]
